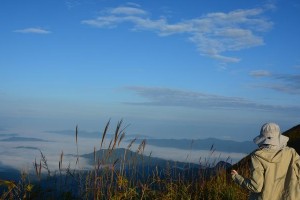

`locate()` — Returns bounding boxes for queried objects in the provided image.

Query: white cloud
[14,27,51,34]
[65,0,81,9]
[251,72,300,95]
[258,84,300,94]
[272,74,300,94]
[293,65,300,69]
[250,70,272,77]
[82,5,273,63]
[110,6,147,15]
[123,86,300,112]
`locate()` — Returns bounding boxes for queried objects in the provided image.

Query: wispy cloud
[0,128,8,132]
[268,74,300,94]
[123,86,299,112]
[293,65,300,69]
[82,4,273,63]
[251,72,300,95]
[14,27,51,34]
[249,70,272,77]
[0,133,17,137]
[65,0,81,9]
[110,6,148,15]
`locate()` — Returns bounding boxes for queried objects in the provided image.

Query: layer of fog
[0,130,247,173]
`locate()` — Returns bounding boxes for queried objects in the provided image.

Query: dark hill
[81,148,200,170]
[284,124,300,154]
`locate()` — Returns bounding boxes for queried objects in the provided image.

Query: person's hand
[231,170,238,176]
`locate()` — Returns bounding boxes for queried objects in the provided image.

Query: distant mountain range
[132,138,256,154]
[46,130,151,140]
[14,146,40,150]
[46,130,102,138]
[47,129,256,154]
[0,133,18,137]
[0,136,49,142]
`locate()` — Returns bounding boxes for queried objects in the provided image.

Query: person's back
[231,123,300,200]
[249,147,300,200]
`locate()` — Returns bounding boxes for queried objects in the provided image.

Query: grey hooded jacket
[232,147,300,200]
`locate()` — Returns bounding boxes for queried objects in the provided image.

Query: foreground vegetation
[0,120,250,200]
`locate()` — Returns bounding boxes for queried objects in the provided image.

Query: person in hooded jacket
[231,122,300,200]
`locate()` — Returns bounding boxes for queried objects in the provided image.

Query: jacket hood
[254,148,285,163]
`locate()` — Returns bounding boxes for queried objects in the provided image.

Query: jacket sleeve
[232,155,264,193]
[292,148,300,179]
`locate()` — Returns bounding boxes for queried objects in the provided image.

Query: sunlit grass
[0,120,249,200]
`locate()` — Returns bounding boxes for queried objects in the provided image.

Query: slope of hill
[284,124,300,154]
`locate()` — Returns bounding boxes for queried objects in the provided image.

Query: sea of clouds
[0,129,246,173]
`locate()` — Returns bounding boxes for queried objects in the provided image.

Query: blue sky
[1,0,300,141]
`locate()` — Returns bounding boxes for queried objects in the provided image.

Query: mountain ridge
[133,137,256,154]
[0,136,50,142]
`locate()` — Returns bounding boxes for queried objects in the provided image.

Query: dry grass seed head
[101,119,110,149]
